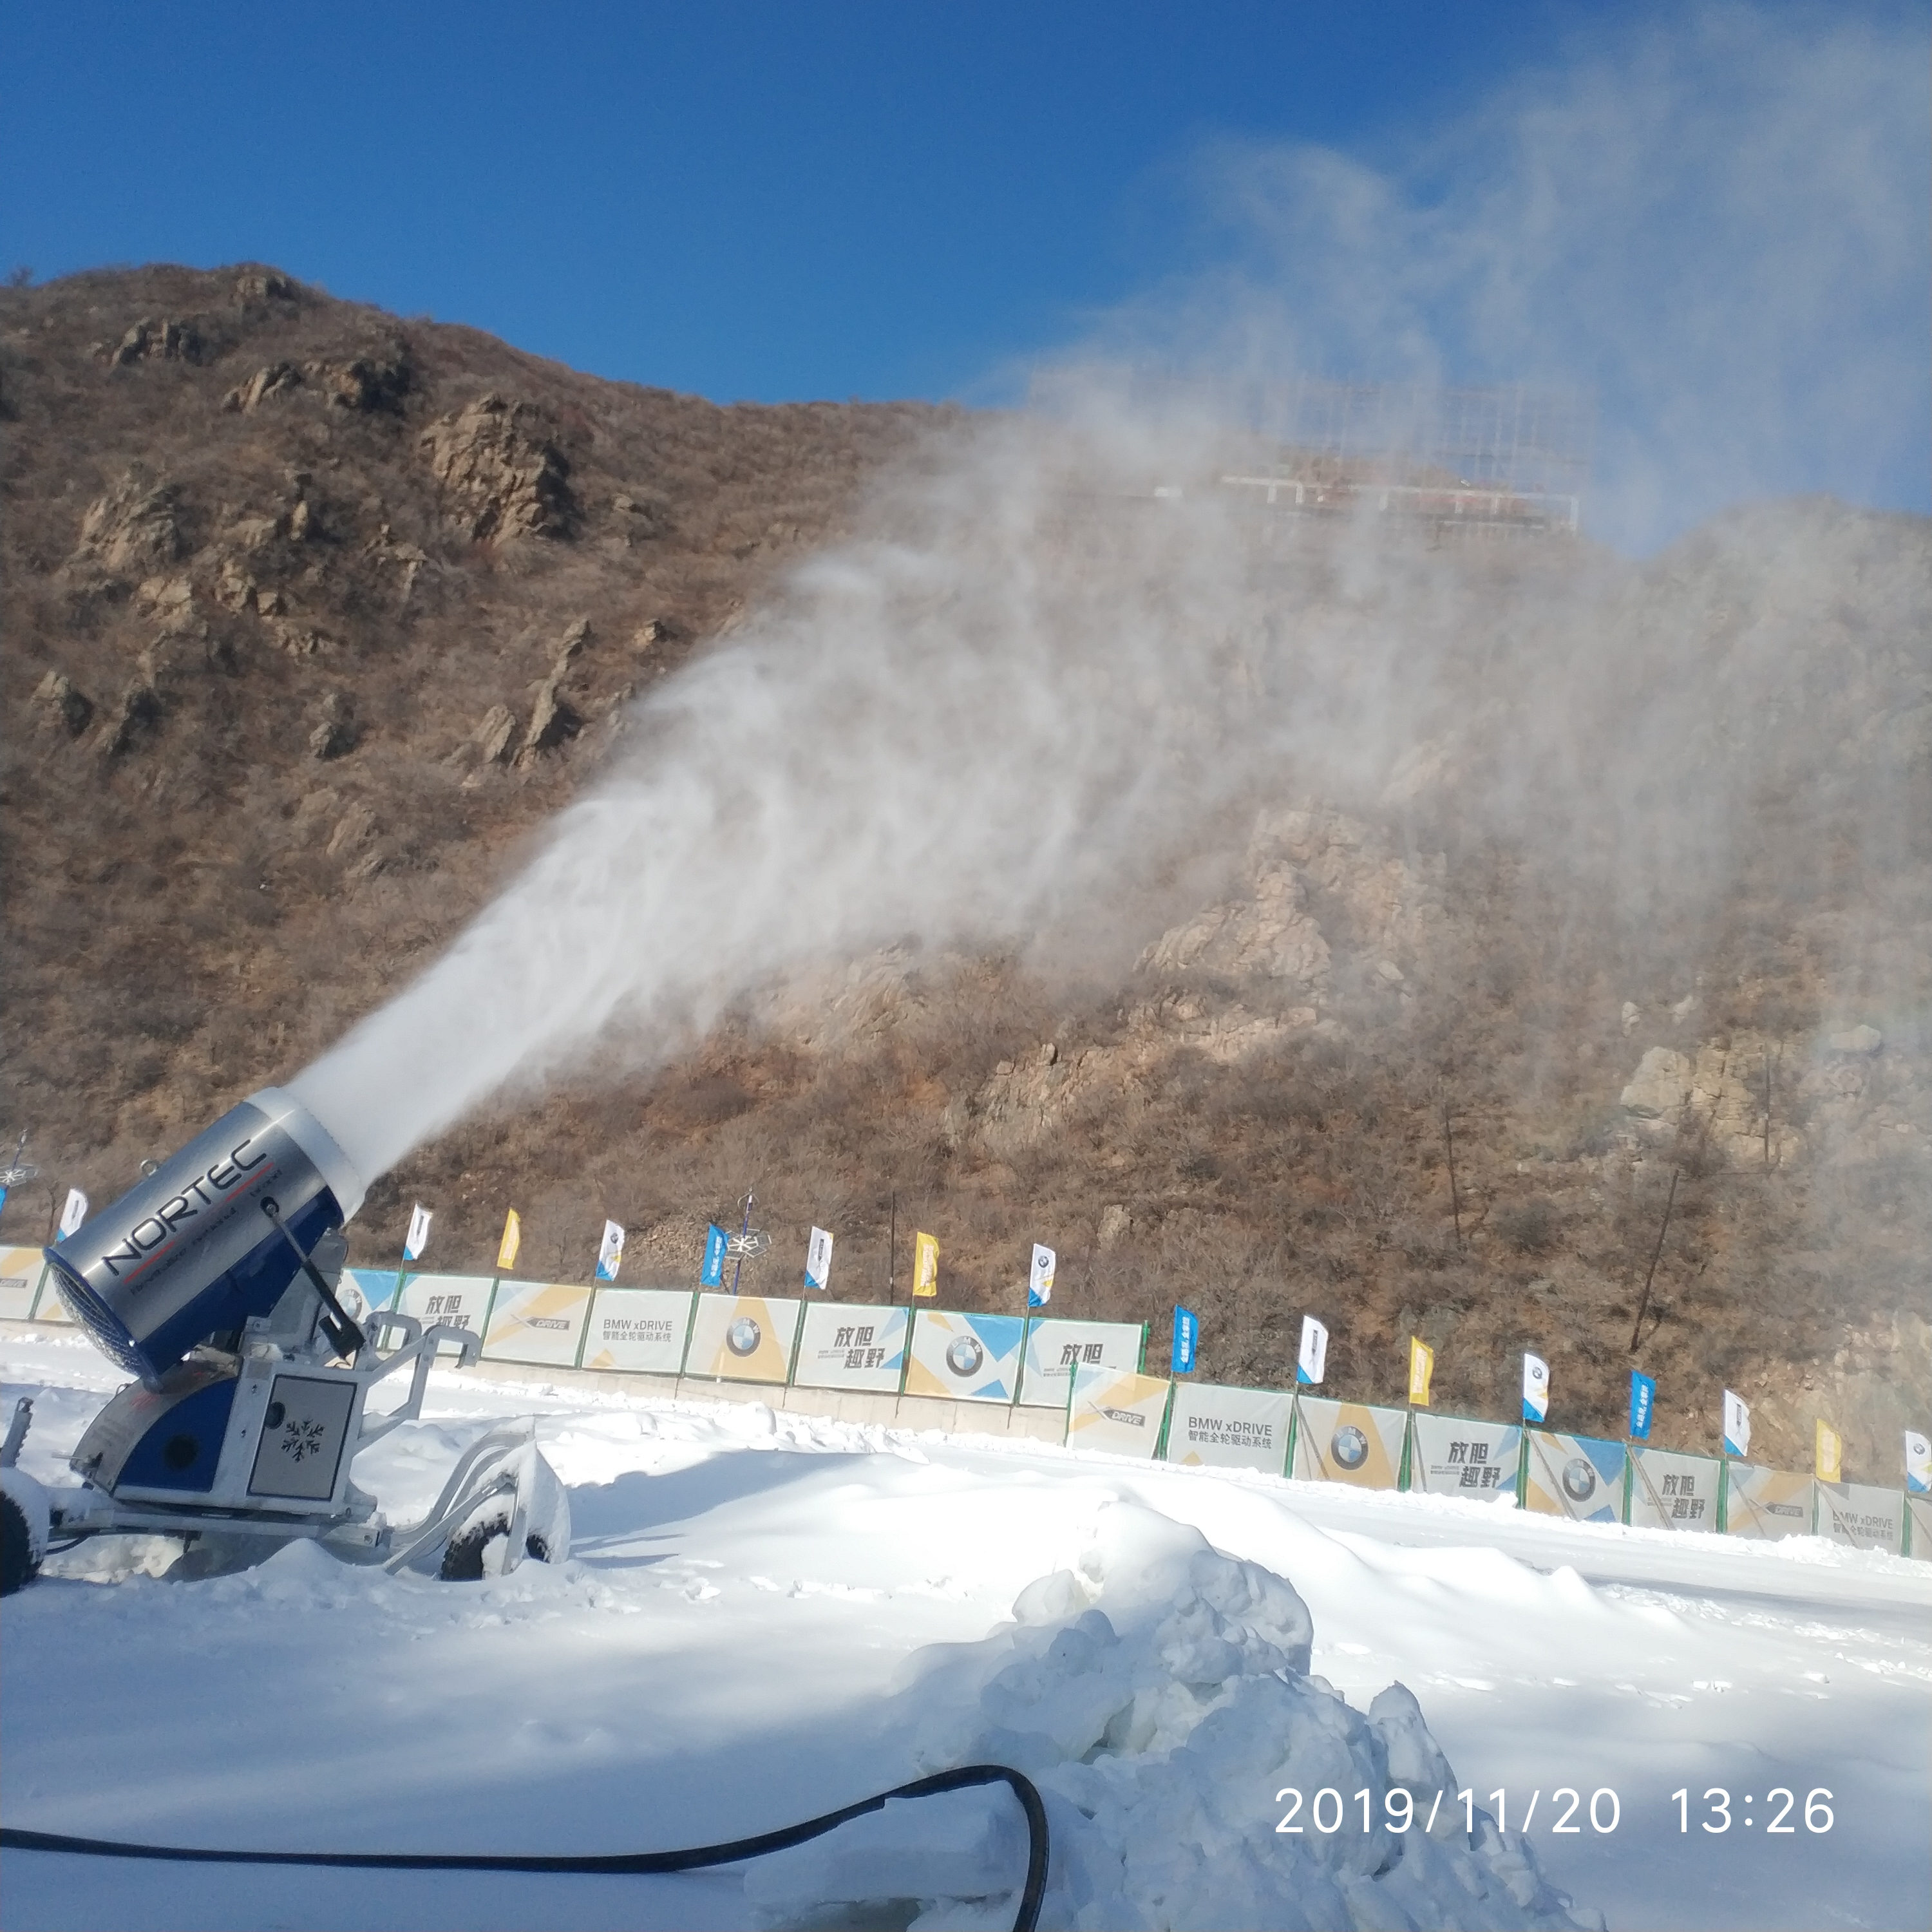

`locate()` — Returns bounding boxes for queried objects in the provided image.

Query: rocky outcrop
[1619,1037,1804,1167]
[223,363,303,412]
[1142,862,1331,988]
[95,674,162,758]
[232,269,296,305]
[515,621,591,763]
[326,801,377,860]
[33,670,93,738]
[73,473,185,576]
[1140,805,1444,999]
[473,704,516,765]
[307,692,358,762]
[108,317,201,366]
[323,348,410,413]
[421,393,575,542]
[1618,1046,1692,1122]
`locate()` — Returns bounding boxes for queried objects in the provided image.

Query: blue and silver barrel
[43,1088,364,1388]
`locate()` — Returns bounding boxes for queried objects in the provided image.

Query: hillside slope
[4,265,1927,1473]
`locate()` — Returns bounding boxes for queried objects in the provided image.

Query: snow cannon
[1,1091,570,1596]
[44,1088,365,1388]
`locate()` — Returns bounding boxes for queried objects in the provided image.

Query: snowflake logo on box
[282,1419,327,1463]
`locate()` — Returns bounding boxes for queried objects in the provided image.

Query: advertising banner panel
[1166,1381,1293,1475]
[1906,1494,1932,1561]
[1290,1396,1408,1490]
[905,1310,1025,1403]
[0,1245,47,1320]
[32,1283,75,1321]
[581,1288,696,1374]
[396,1272,495,1336]
[1017,1318,1143,1410]
[345,1267,399,1314]
[1523,1432,1626,1524]
[1408,1413,1522,1503]
[1067,1365,1170,1459]
[1724,1464,1815,1540]
[1815,1481,1904,1553]
[685,1293,804,1385]
[1627,1447,1720,1531]
[793,1303,909,1392]
[482,1279,591,1368]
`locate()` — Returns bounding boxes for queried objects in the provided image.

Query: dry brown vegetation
[4,265,1927,1482]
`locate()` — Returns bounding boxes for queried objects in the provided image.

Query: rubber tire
[439,1513,507,1581]
[0,1492,39,1597]
[438,1515,552,1580]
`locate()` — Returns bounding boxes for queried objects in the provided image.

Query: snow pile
[747,1501,1590,1931]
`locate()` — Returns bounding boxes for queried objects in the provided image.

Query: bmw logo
[726,1316,762,1356]
[1331,1425,1368,1470]
[945,1334,985,1378]
[1561,1457,1597,1501]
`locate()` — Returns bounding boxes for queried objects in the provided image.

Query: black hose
[0,1761,1050,1932]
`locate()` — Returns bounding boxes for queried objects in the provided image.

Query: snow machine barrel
[43,1088,365,1390]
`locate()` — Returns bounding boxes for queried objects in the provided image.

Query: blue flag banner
[1629,1370,1656,1441]
[1171,1305,1198,1375]
[701,1223,728,1287]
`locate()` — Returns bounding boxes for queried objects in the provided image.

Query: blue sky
[6,2,1927,543]
[3,2,1696,402]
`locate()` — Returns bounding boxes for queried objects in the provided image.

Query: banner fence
[1289,1397,1407,1490]
[6,1250,1920,1555]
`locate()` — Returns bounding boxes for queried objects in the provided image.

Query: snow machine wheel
[439,1515,555,1580]
[0,1492,39,1597]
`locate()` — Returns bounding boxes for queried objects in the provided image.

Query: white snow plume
[290,5,1929,1184]
[291,401,1294,1179]
[291,397,1927,1187]
[746,1501,1589,1931]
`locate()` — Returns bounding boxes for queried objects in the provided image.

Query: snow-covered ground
[3,1328,1927,1932]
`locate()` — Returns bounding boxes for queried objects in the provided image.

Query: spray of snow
[288,7,1927,1184]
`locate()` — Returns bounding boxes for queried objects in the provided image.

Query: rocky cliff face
[4,264,1927,1473]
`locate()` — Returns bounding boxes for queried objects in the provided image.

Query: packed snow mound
[748,1502,1591,1931]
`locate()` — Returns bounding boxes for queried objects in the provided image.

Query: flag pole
[888,1189,897,1303]
[730,1190,753,1297]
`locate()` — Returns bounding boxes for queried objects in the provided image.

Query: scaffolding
[1034,370,1595,539]
[1227,378,1594,538]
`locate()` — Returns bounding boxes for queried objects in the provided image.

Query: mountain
[5,264,1927,1473]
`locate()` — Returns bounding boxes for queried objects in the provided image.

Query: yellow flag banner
[913,1231,940,1300]
[1407,1336,1434,1407]
[497,1208,522,1274]
[1814,1418,1842,1484]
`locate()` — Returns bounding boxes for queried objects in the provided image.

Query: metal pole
[730,1191,753,1296]
[1627,1165,1680,1352]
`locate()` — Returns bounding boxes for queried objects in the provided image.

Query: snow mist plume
[290,6,1928,1183]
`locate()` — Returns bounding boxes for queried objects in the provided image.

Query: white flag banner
[1295,1315,1327,1387]
[57,1188,90,1240]
[403,1202,433,1264]
[595,1219,626,1283]
[1522,1352,1550,1424]
[1028,1242,1056,1309]
[1905,1429,1932,1494]
[1722,1388,1751,1459]
[805,1226,835,1293]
